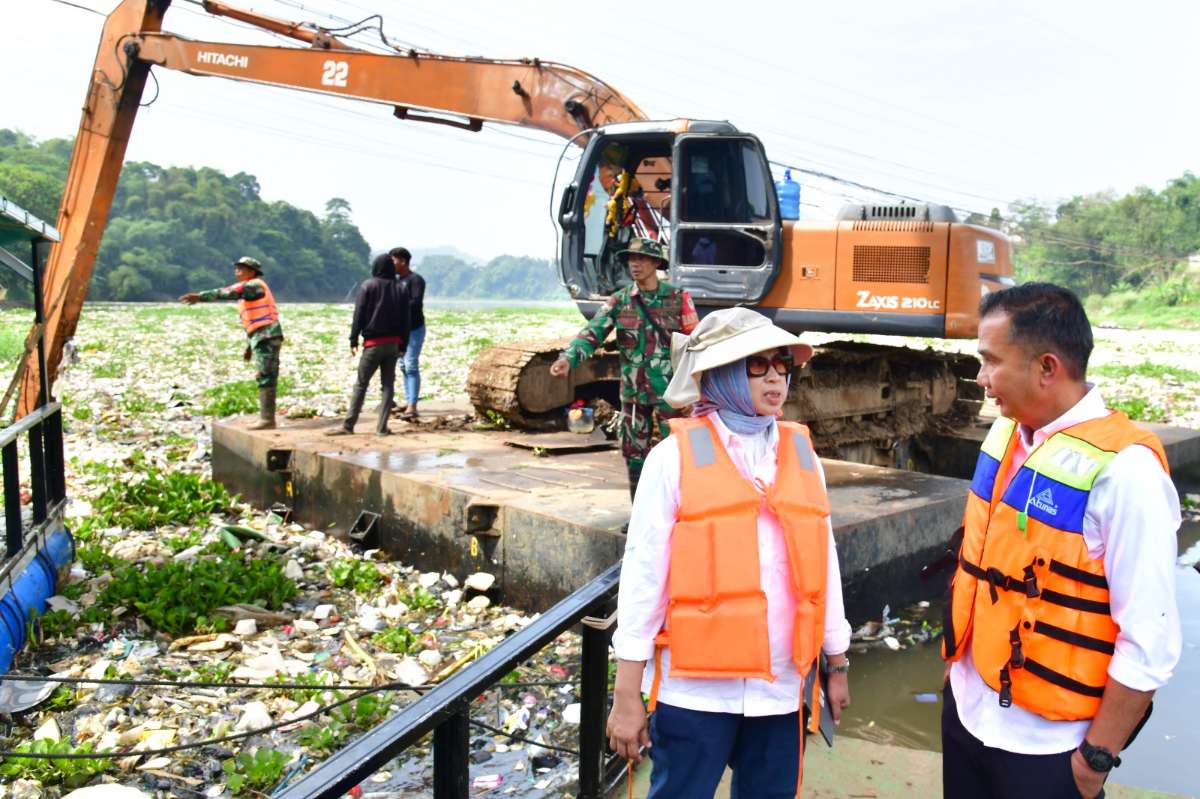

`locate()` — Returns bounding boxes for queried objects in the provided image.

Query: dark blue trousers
[646,703,801,799]
[942,680,1099,798]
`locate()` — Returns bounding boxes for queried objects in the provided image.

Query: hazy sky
[6,0,1198,261]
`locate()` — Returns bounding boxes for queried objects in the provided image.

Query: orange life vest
[238,278,279,335]
[648,416,831,760]
[943,411,1168,720]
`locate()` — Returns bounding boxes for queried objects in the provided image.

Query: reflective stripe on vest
[943,411,1168,721]
[238,279,279,334]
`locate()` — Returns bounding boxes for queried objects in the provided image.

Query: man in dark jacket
[326,253,411,435]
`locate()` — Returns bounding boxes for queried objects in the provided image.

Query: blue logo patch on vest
[1029,488,1057,516]
[1002,468,1088,533]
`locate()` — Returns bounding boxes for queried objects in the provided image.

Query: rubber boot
[248,386,277,430]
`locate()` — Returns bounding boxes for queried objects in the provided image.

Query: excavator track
[466,341,621,431]
[468,339,981,467]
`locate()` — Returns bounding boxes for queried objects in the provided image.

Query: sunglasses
[745,351,794,378]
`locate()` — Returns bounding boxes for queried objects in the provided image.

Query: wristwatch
[825,656,850,674]
[1078,740,1121,772]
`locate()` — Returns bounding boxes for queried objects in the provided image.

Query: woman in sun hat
[606,307,852,798]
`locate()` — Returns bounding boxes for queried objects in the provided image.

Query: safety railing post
[43,409,65,505]
[579,598,616,798]
[432,707,470,799]
[2,441,20,558]
[27,423,47,525]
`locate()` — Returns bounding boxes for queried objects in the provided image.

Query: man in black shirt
[327,253,411,435]
[391,246,426,418]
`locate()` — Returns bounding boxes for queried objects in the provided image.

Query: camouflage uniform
[562,271,698,496]
[197,282,284,388]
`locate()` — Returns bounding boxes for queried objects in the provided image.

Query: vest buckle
[1022,564,1040,598]
[998,666,1013,708]
[1008,625,1025,669]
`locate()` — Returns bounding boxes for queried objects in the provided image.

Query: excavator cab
[668,131,782,304]
[558,121,782,318]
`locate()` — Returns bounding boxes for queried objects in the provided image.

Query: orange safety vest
[943,411,1168,720]
[646,415,832,793]
[238,278,280,335]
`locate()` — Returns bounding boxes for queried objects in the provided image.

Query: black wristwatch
[1078,740,1121,772]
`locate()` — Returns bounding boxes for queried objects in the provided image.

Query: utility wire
[0,683,391,759]
[0,672,577,691]
[47,0,104,15]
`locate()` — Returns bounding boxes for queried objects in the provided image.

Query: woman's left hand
[826,671,851,724]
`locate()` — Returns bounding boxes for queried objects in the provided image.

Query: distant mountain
[416,253,564,300]
[413,245,485,267]
[371,245,487,266]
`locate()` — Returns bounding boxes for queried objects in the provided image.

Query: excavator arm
[16,0,645,416]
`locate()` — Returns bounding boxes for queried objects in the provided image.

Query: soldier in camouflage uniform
[550,238,699,498]
[179,256,283,429]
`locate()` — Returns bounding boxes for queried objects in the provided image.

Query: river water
[840,517,1200,797]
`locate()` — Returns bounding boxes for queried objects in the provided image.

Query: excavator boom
[17,0,644,416]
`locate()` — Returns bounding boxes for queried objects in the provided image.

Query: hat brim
[616,249,667,264]
[664,324,814,408]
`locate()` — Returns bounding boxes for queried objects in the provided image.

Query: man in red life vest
[179,256,283,430]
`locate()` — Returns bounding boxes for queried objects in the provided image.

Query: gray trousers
[344,342,400,433]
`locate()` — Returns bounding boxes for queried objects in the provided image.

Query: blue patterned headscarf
[693,358,776,435]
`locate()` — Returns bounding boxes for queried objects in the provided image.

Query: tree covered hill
[0,129,564,302]
[414,253,564,301]
[0,129,370,301]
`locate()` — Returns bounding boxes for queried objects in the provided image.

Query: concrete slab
[931,418,1200,482]
[619,737,1190,798]
[212,407,968,616]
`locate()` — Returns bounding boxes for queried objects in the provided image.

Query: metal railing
[278,561,624,799]
[0,198,67,582]
[1,403,66,560]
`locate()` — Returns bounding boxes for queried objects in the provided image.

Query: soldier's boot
[248,386,277,430]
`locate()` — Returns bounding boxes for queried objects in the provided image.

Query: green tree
[0,129,376,301]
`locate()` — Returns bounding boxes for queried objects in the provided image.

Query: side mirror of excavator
[558,184,578,225]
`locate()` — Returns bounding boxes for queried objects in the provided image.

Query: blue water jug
[775,169,801,220]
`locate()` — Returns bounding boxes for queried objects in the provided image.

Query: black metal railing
[0,197,68,586]
[278,562,624,799]
[1,403,66,559]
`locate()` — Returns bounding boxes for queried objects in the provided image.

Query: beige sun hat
[663,307,814,408]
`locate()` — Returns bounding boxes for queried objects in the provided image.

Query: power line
[46,0,104,15]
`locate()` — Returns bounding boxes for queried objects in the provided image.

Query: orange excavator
[22,0,1013,467]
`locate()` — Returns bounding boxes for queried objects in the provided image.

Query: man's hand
[1071,748,1108,798]
[178,293,201,305]
[826,671,851,724]
[549,356,570,378]
[243,346,252,362]
[825,667,854,719]
[606,690,650,763]
[351,345,359,357]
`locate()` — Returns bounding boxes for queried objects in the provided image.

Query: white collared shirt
[951,386,1182,754]
[611,413,852,716]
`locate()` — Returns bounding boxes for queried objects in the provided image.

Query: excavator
[21,0,1013,468]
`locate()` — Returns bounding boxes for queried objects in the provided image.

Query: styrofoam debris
[464,572,495,592]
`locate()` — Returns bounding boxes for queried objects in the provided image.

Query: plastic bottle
[775,169,801,220]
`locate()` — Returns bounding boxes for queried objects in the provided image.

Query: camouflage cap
[234,256,263,274]
[616,237,667,264]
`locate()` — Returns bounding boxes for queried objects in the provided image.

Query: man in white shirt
[942,283,1181,798]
